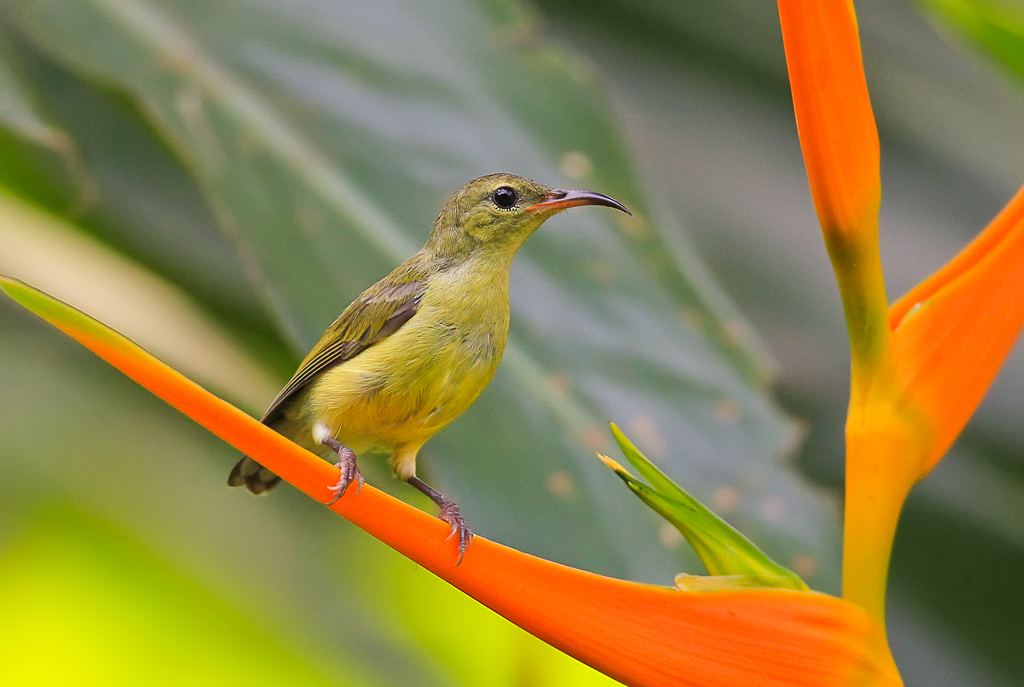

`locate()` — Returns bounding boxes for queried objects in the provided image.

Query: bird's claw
[405,475,473,565]
[325,444,363,506]
[438,500,473,566]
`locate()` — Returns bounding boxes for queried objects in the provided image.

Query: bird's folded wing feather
[261,278,427,424]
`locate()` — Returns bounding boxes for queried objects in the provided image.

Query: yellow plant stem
[843,378,930,631]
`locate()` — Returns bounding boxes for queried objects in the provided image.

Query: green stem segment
[824,222,891,402]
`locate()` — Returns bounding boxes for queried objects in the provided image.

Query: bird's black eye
[492,186,517,209]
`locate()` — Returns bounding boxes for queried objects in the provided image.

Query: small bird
[229,173,629,562]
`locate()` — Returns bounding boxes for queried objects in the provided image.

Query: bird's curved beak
[529,189,631,215]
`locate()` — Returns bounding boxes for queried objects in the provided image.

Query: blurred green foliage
[0,0,1021,685]
[923,0,1024,84]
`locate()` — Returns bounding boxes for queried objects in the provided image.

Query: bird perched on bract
[229,173,629,563]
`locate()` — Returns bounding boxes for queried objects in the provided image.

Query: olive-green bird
[229,173,629,562]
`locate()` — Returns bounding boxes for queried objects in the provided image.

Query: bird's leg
[406,475,473,565]
[322,437,364,505]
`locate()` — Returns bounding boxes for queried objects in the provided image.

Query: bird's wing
[261,278,427,424]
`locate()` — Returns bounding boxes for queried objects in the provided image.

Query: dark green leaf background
[0,0,1020,684]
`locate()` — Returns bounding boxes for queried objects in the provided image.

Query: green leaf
[603,425,808,590]
[0,27,95,216]
[0,50,283,340]
[0,27,63,148]
[921,0,1024,84]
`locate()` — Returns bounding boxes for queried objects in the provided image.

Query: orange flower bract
[777,0,880,241]
[889,185,1024,474]
[0,276,900,686]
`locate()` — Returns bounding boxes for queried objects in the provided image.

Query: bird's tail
[228,456,282,494]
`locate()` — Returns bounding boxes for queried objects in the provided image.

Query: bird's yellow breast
[304,253,512,452]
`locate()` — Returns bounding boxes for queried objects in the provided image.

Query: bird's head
[426,173,629,259]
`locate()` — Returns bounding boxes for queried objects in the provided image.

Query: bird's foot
[323,438,364,505]
[438,498,473,566]
[406,475,473,565]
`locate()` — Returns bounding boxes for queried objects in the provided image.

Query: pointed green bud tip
[601,423,809,591]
